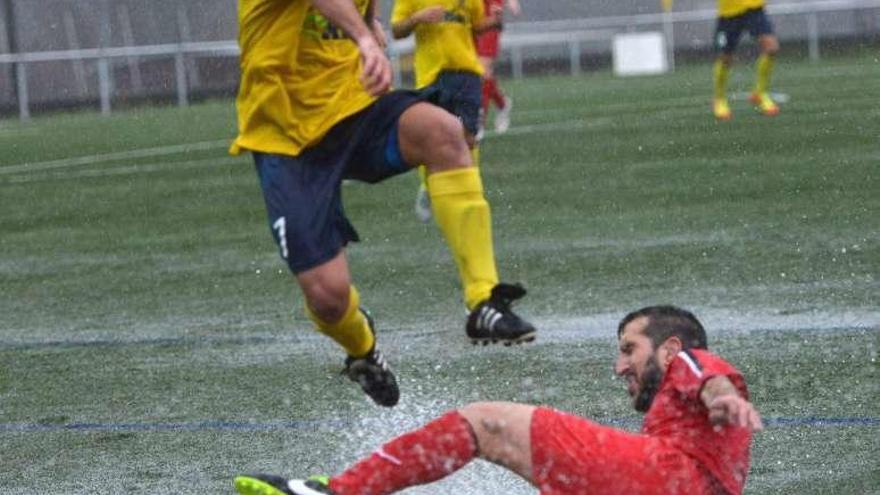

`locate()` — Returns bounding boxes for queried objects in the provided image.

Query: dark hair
[617,305,708,350]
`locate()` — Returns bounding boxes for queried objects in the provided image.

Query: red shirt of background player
[475,0,505,57]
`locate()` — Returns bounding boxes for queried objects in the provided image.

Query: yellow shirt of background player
[391,0,485,89]
[718,0,766,18]
[230,0,377,158]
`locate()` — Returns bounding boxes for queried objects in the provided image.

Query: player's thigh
[252,152,355,275]
[714,15,744,55]
[530,408,713,495]
[419,71,481,137]
[397,102,471,172]
[747,8,777,51]
[343,90,424,183]
[459,402,536,482]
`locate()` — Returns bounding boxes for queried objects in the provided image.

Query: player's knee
[303,283,350,323]
[423,112,471,170]
[459,401,533,472]
[760,36,779,55]
[460,402,513,445]
[460,401,499,422]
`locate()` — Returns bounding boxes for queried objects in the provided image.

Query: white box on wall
[612,32,669,76]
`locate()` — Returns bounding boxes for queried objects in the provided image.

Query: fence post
[97,58,111,115]
[62,5,89,98]
[176,4,201,89]
[663,11,676,72]
[807,12,820,61]
[0,0,12,105]
[117,2,143,93]
[175,50,189,107]
[511,45,523,79]
[569,38,581,76]
[16,61,28,119]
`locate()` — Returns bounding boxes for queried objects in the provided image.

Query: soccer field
[1,52,878,494]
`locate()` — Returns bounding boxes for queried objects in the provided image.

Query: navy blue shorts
[253,90,421,273]
[420,70,482,136]
[714,8,774,54]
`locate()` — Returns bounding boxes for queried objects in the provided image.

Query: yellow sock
[417,165,428,188]
[754,53,775,95]
[713,59,730,100]
[305,286,374,358]
[427,167,498,309]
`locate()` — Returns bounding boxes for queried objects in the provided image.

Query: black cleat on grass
[342,309,400,407]
[466,283,536,345]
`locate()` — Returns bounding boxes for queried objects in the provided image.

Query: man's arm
[391,5,446,39]
[311,0,391,95]
[700,375,764,431]
[367,0,387,49]
[507,0,521,16]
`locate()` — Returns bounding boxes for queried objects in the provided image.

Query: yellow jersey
[718,0,765,18]
[391,0,485,89]
[230,0,377,157]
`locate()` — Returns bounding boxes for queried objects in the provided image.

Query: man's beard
[633,357,664,412]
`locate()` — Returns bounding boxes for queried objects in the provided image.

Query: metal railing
[1,0,877,120]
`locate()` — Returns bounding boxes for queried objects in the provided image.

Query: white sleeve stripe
[678,351,703,378]
[375,447,403,465]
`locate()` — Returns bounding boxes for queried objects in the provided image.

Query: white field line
[2,156,244,184]
[0,126,40,138]
[1,307,875,349]
[1,118,601,179]
[731,91,791,103]
[483,117,604,137]
[0,139,230,175]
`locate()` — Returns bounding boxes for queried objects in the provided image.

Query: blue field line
[1,417,877,434]
[0,419,350,433]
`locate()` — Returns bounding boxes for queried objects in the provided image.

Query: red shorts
[530,408,716,495]
[475,29,501,58]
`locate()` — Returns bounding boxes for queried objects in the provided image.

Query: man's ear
[660,336,683,366]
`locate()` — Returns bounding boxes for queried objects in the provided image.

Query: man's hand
[311,0,392,95]
[392,5,445,39]
[356,35,392,96]
[707,394,764,431]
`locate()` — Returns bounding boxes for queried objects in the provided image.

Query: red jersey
[482,0,504,30]
[483,0,503,12]
[643,349,752,495]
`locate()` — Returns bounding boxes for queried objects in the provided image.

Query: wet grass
[1,52,878,494]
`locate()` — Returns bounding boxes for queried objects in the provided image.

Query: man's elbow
[391,25,407,39]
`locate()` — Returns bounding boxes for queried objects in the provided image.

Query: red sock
[485,77,506,108]
[329,411,477,495]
